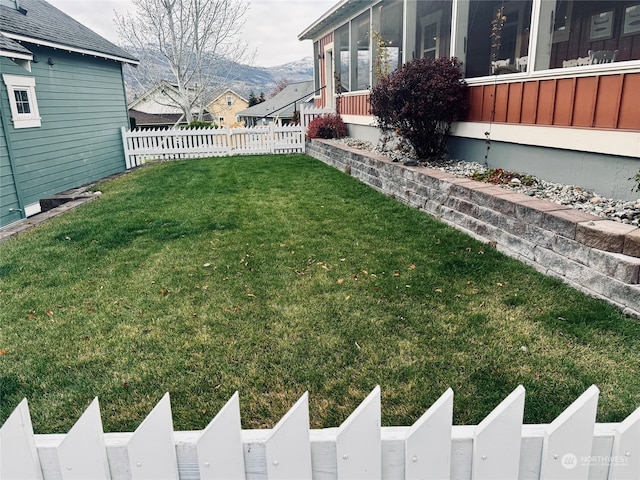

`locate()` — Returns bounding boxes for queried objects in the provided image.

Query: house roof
[127,81,182,111]
[298,0,371,41]
[128,109,186,127]
[0,0,138,64]
[0,31,32,59]
[237,81,315,119]
[128,108,215,129]
[210,88,249,105]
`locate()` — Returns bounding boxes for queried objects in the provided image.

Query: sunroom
[300,0,640,200]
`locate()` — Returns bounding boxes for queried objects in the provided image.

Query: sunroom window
[534,1,640,71]
[414,0,453,60]
[372,0,403,83]
[335,23,350,93]
[313,41,320,93]
[351,10,371,91]
[2,74,41,128]
[459,0,533,77]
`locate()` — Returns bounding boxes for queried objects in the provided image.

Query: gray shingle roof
[238,81,315,119]
[0,0,138,63]
[0,31,32,56]
[128,109,186,127]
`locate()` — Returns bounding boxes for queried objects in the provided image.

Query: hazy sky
[46,0,336,67]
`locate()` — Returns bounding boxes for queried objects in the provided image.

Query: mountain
[266,57,314,84]
[213,57,314,98]
[123,52,313,103]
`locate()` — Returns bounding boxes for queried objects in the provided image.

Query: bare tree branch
[116,0,250,123]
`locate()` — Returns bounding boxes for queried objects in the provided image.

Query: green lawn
[1,154,639,434]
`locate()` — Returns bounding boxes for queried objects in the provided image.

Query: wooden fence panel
[610,406,640,480]
[196,392,245,480]
[57,398,109,480]
[121,125,305,168]
[0,399,43,480]
[264,393,312,479]
[472,385,525,480]
[405,388,453,480]
[273,125,306,154]
[127,393,179,479]
[336,386,381,480]
[540,385,600,480]
[3,384,640,479]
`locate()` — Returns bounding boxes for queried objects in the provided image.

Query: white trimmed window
[2,74,41,128]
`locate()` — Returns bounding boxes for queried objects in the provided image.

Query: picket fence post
[540,385,600,480]
[196,391,245,479]
[226,127,232,155]
[610,406,640,480]
[0,398,43,479]
[405,388,453,480]
[127,392,178,479]
[267,123,274,154]
[336,385,381,479]
[265,392,312,479]
[57,398,109,479]
[472,385,525,480]
[120,127,131,169]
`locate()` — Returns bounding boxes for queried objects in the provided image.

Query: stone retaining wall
[306,139,640,318]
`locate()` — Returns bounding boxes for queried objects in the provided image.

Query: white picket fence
[300,105,336,130]
[121,124,305,169]
[1,385,639,479]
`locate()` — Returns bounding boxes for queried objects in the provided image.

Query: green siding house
[0,0,138,228]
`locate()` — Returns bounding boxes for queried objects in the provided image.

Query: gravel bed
[337,138,640,227]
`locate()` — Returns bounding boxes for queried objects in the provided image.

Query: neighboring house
[0,0,138,228]
[128,81,220,129]
[206,89,248,127]
[238,80,315,127]
[127,81,190,129]
[299,0,640,201]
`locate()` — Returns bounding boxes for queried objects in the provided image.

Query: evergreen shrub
[186,120,214,129]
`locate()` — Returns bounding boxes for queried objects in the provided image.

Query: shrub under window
[369,57,468,161]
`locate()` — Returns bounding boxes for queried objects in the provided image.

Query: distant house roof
[128,108,214,128]
[210,88,249,105]
[128,81,183,112]
[238,81,315,120]
[0,0,138,64]
[128,109,186,128]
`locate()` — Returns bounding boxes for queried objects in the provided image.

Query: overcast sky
[46,0,336,67]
